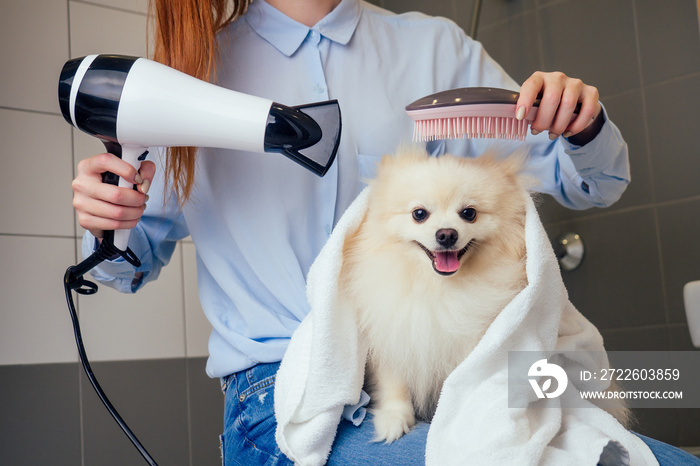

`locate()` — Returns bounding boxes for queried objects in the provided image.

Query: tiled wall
[2,0,700,464]
[0,1,221,464]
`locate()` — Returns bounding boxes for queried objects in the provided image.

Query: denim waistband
[221,361,281,395]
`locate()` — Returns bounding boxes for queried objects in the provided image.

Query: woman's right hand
[72,152,156,240]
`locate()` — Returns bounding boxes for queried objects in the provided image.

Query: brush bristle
[412,116,530,142]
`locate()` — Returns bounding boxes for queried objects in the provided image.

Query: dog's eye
[412,208,429,223]
[460,207,477,222]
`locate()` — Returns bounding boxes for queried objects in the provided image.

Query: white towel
[274,188,658,466]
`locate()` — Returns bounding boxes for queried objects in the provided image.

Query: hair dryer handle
[101,141,148,253]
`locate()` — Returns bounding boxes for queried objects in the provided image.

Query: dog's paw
[371,401,416,443]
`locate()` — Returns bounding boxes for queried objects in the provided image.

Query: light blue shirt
[85,0,630,379]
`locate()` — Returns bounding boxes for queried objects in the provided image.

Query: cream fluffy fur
[339,147,533,442]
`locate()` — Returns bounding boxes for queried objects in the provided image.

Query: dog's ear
[375,154,397,178]
[394,143,429,160]
[502,149,539,193]
[476,149,539,192]
[478,149,526,176]
[375,144,429,177]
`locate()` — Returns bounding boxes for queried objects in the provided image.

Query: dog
[338,147,533,442]
[339,147,631,443]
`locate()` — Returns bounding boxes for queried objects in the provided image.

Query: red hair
[150,0,251,204]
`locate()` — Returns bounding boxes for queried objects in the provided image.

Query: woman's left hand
[516,71,601,140]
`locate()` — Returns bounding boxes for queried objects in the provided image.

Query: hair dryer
[58,54,342,253]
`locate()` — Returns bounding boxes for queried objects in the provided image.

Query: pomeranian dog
[339,147,631,442]
[338,147,533,442]
[339,148,633,442]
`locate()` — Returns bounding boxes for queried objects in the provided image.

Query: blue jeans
[221,362,700,465]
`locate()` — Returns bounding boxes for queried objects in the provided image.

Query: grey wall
[2,0,700,464]
[373,0,700,448]
[0,0,222,464]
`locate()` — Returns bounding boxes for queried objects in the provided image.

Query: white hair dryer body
[59,54,341,254]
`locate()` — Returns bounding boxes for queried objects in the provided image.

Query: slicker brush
[406,87,579,142]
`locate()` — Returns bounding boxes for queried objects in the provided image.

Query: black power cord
[64,241,158,466]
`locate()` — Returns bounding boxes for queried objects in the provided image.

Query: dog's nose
[436,228,458,248]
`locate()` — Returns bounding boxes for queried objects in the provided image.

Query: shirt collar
[245,0,361,57]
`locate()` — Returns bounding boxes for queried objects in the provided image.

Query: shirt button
[314,84,325,94]
[310,30,322,43]
[325,225,332,235]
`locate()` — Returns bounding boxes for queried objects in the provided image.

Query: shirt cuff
[559,104,624,179]
[565,106,606,146]
[341,389,371,426]
[81,231,151,293]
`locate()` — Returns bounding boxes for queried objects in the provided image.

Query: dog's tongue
[435,251,460,273]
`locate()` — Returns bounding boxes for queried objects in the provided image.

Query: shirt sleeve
[80,149,190,293]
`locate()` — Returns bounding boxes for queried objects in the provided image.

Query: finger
[564,86,600,136]
[74,194,147,229]
[549,80,584,138]
[531,77,566,135]
[516,72,546,120]
[76,209,145,235]
[136,160,156,194]
[73,174,148,208]
[77,152,143,185]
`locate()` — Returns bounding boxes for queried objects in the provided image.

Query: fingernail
[144,194,150,203]
[562,131,573,138]
[549,132,559,140]
[531,128,540,136]
[134,172,143,184]
[516,106,526,121]
[140,178,151,195]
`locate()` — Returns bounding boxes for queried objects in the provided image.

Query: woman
[72,0,698,464]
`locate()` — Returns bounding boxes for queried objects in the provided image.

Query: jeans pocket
[237,374,278,448]
[222,378,283,465]
[222,364,293,465]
